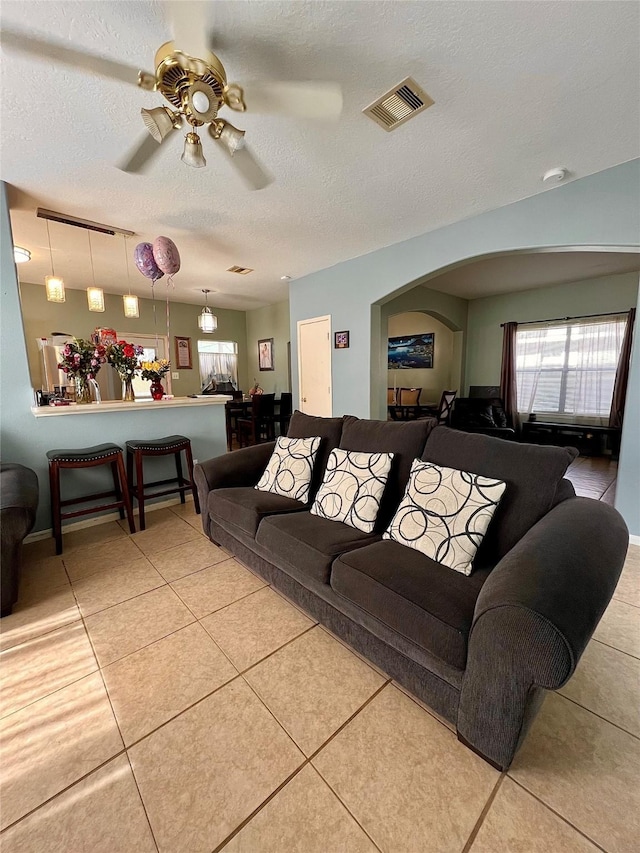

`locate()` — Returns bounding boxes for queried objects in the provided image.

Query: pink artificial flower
[63,344,71,356]
[91,359,98,366]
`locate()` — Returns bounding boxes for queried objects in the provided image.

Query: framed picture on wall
[174,336,192,369]
[258,338,274,371]
[387,333,434,369]
[334,330,350,349]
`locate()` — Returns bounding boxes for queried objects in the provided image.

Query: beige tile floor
[1,501,638,852]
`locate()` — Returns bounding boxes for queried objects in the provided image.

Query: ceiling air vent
[363,77,434,132]
[227,265,254,275]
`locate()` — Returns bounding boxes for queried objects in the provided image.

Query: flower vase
[150,380,164,401]
[122,377,135,402]
[74,376,92,405]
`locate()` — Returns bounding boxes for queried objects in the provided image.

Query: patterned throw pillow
[384,459,506,575]
[310,449,394,533]
[255,436,321,504]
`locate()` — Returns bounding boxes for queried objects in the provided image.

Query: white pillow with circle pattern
[255,436,321,504]
[384,459,506,575]
[310,448,394,533]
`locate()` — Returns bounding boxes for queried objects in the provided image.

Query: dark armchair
[1,463,39,616]
[450,396,516,440]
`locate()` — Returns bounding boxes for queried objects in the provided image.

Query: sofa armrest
[194,442,275,516]
[457,497,628,769]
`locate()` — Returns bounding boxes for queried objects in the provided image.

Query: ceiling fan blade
[236,81,343,119]
[212,136,273,190]
[0,29,153,87]
[118,133,165,174]
[165,0,211,59]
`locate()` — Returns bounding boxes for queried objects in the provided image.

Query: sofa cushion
[311,449,394,533]
[208,488,307,539]
[256,511,378,584]
[384,459,506,575]
[339,415,434,531]
[422,426,578,560]
[287,410,344,497]
[255,436,321,504]
[331,540,491,669]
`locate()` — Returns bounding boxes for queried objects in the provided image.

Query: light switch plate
[171,372,179,380]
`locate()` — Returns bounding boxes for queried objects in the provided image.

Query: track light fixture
[181,131,207,168]
[122,234,139,318]
[44,220,65,303]
[86,231,105,312]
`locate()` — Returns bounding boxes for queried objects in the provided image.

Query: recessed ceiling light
[542,167,568,184]
[280,275,291,281]
[13,246,31,263]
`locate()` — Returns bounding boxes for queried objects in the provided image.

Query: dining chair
[396,387,422,419]
[421,390,457,425]
[274,392,293,436]
[225,396,244,451]
[387,388,398,405]
[237,393,276,447]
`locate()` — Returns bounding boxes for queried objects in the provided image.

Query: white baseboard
[629,533,640,547]
[24,495,194,543]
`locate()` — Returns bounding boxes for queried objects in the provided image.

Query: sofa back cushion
[339,415,435,531]
[287,410,344,497]
[421,426,578,560]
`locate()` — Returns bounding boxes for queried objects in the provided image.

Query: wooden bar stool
[125,435,200,531]
[47,443,135,555]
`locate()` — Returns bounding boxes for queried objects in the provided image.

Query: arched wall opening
[386,310,464,411]
[371,246,639,421]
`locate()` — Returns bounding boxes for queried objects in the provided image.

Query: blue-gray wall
[615,286,640,537]
[290,159,640,420]
[289,159,640,534]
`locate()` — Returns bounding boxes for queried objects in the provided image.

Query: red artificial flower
[118,340,126,346]
[96,345,106,357]
[123,345,135,358]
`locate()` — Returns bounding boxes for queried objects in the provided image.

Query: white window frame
[515,314,626,421]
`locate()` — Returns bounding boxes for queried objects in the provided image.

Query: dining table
[388,401,436,421]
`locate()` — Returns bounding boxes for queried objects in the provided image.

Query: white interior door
[298,315,332,416]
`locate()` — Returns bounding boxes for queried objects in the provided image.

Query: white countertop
[31,396,232,417]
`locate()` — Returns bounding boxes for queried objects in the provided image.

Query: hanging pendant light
[86,231,105,312]
[44,221,65,303]
[198,289,217,333]
[121,235,139,318]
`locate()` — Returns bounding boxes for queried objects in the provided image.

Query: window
[515,315,627,418]
[198,340,238,391]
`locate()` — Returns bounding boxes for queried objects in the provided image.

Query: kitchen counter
[30,396,232,417]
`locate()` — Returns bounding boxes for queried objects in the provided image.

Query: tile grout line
[507,776,609,853]
[591,637,640,661]
[459,773,505,853]
[210,679,392,853]
[66,574,162,853]
[554,691,640,742]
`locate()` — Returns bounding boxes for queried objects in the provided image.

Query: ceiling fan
[0,1,343,190]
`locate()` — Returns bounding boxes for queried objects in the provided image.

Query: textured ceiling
[424,250,640,300]
[2,1,639,309]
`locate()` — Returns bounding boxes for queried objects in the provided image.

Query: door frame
[297,314,332,415]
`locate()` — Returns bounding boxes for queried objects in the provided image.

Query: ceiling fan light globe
[141,106,175,142]
[219,121,246,154]
[192,90,210,114]
[181,132,207,168]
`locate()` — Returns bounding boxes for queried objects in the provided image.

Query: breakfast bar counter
[30,396,232,417]
[24,397,231,532]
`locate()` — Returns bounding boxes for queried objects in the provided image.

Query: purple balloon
[153,236,181,276]
[134,242,164,281]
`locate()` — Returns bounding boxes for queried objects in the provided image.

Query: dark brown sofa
[1,463,39,616]
[194,412,628,769]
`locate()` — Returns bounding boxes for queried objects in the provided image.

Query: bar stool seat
[47,443,135,555]
[126,435,200,531]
